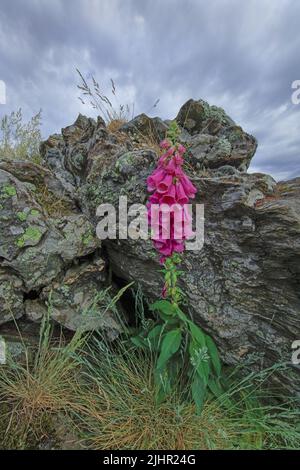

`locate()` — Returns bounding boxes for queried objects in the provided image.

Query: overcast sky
[0,0,299,180]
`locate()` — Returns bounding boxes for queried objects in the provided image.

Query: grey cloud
[0,0,299,180]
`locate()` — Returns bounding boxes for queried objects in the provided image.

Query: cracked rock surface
[0,99,299,392]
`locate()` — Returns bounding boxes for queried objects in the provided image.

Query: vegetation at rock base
[74,340,300,450]
[0,303,299,450]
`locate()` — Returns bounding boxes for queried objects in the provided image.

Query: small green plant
[17,211,28,222]
[82,283,133,326]
[82,229,94,246]
[166,120,181,144]
[16,226,42,248]
[0,108,42,163]
[2,185,17,198]
[30,209,40,217]
[132,255,221,413]
[131,124,222,413]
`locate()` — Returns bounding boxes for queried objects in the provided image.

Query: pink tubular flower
[160,139,171,149]
[174,154,184,166]
[157,174,173,193]
[161,184,176,205]
[149,192,160,204]
[147,168,166,191]
[180,173,197,198]
[165,158,177,174]
[147,138,197,261]
[175,182,189,204]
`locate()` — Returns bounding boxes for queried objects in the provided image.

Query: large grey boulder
[48,103,297,393]
[0,156,123,336]
[1,98,299,393]
[120,113,168,143]
[177,99,257,171]
[0,161,113,333]
[96,167,300,393]
[0,164,101,291]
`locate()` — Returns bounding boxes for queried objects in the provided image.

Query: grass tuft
[0,315,299,450]
[73,338,300,450]
[0,313,85,449]
[106,119,127,134]
[34,183,74,218]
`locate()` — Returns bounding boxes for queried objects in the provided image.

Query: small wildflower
[190,346,210,367]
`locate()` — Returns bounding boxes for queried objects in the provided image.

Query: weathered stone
[177,99,257,171]
[40,134,77,195]
[0,269,24,325]
[120,113,168,143]
[25,299,48,322]
[0,162,102,322]
[0,321,39,364]
[176,98,234,135]
[62,114,99,146]
[79,148,156,218]
[1,98,299,394]
[41,257,121,336]
[0,168,47,261]
[3,213,100,291]
[0,154,108,334]
[87,151,299,393]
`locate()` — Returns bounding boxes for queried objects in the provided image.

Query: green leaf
[131,335,147,349]
[191,373,206,414]
[156,328,182,370]
[154,368,172,404]
[126,326,140,336]
[166,355,181,388]
[174,306,189,323]
[205,334,222,377]
[155,385,167,404]
[150,300,175,316]
[148,324,164,340]
[146,324,164,351]
[151,300,179,323]
[208,378,223,397]
[188,322,206,347]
